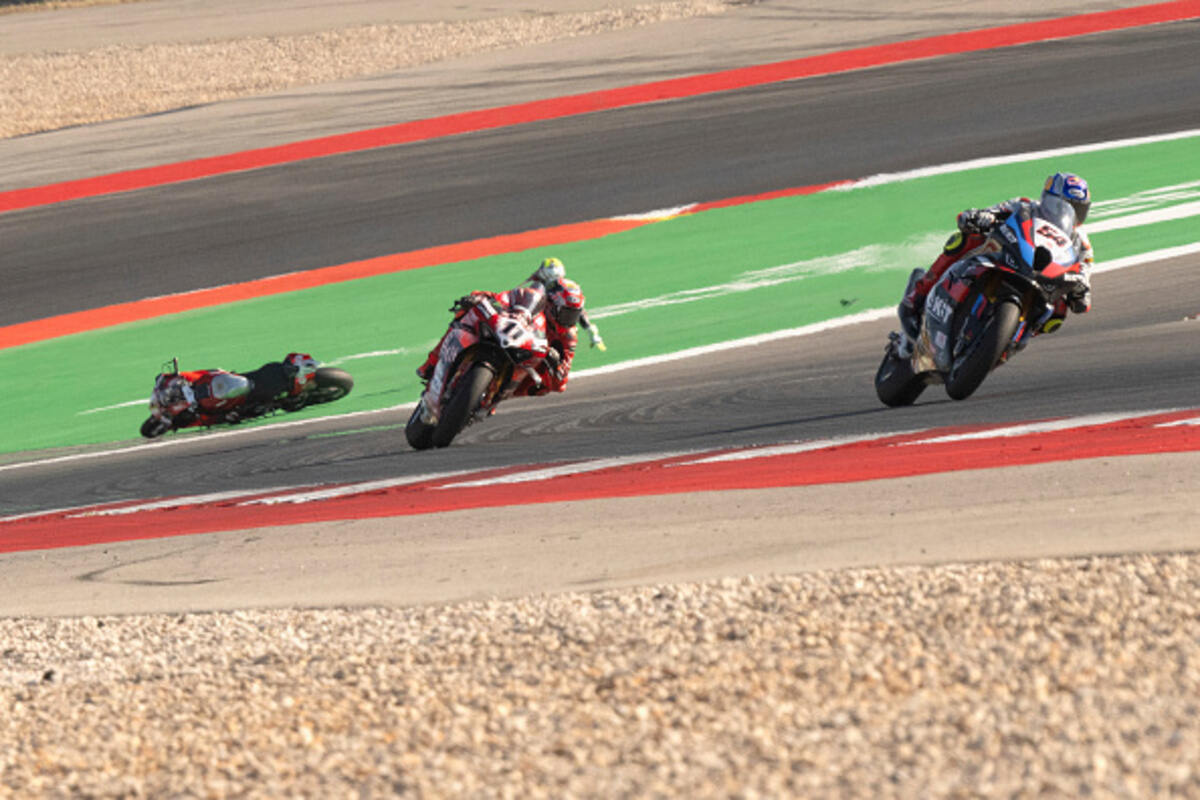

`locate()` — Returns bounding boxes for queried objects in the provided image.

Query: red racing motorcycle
[141,355,354,438]
[406,292,553,450]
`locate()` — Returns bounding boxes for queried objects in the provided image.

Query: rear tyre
[306,367,354,405]
[874,349,926,407]
[945,299,1020,401]
[405,402,436,451]
[431,363,495,448]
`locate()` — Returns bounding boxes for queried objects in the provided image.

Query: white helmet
[532,257,566,289]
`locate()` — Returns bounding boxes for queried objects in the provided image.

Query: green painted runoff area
[1,135,1197,455]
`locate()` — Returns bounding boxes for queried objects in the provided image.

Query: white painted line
[66,486,312,517]
[1091,242,1200,274]
[78,398,150,415]
[240,470,477,505]
[434,451,704,488]
[672,433,906,465]
[611,204,697,221]
[1156,417,1200,428]
[1086,200,1200,233]
[834,129,1200,191]
[0,402,416,475]
[900,410,1172,446]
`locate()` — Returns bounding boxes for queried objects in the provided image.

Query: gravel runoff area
[5,0,1200,795]
[4,554,1200,796]
[0,0,733,139]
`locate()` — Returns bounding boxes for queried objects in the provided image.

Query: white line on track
[670,433,905,465]
[899,411,1174,446]
[239,470,477,505]
[834,129,1200,190]
[433,451,702,488]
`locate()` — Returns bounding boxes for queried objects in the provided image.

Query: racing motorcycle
[875,200,1088,406]
[141,355,354,438]
[406,293,553,450]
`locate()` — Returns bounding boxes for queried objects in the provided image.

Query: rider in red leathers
[416,257,596,387]
[149,353,319,430]
[897,172,1095,344]
[416,269,587,411]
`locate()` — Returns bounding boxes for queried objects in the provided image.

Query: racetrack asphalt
[1,0,1198,615]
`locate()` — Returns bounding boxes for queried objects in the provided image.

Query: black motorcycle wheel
[431,362,495,448]
[405,403,436,451]
[306,367,354,405]
[874,349,926,407]
[140,416,172,439]
[945,298,1020,401]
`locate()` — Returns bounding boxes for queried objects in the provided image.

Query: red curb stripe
[3,409,1198,554]
[0,218,643,350]
[2,1,1197,215]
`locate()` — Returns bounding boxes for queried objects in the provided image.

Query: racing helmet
[532,257,566,289]
[152,373,188,408]
[548,278,584,328]
[1041,172,1091,223]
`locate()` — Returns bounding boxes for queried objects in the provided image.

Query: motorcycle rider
[897,172,1094,344]
[416,271,587,410]
[149,352,319,430]
[527,257,605,351]
[415,256,599,385]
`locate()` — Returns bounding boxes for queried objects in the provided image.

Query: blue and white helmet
[1042,172,1091,223]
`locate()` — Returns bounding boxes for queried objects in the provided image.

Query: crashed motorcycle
[406,293,553,450]
[875,201,1088,406]
[141,356,354,438]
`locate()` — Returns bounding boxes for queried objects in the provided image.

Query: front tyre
[875,349,926,407]
[945,299,1020,401]
[431,363,495,448]
[140,416,171,439]
[405,402,436,450]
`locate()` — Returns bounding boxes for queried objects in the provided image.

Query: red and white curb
[2,407,1199,554]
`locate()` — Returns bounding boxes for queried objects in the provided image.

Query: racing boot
[896,268,926,343]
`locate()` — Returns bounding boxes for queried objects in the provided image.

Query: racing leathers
[418,285,576,412]
[898,197,1094,340]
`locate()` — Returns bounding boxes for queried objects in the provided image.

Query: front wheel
[945,299,1020,401]
[431,362,495,448]
[874,348,926,407]
[140,416,172,439]
[405,402,436,450]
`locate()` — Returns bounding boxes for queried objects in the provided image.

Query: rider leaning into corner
[415,257,603,407]
[150,352,320,429]
[896,171,1095,353]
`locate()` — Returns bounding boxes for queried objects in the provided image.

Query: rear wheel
[307,367,354,405]
[945,299,1020,400]
[874,348,926,407]
[431,363,495,448]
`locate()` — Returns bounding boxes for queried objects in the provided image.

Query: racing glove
[1068,286,1092,314]
[586,323,606,351]
[958,208,997,234]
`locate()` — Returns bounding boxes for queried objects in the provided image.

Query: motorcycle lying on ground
[875,201,1088,406]
[406,295,552,450]
[141,356,354,438]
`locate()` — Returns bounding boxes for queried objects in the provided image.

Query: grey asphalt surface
[3,19,1199,325]
[1,1,1199,615]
